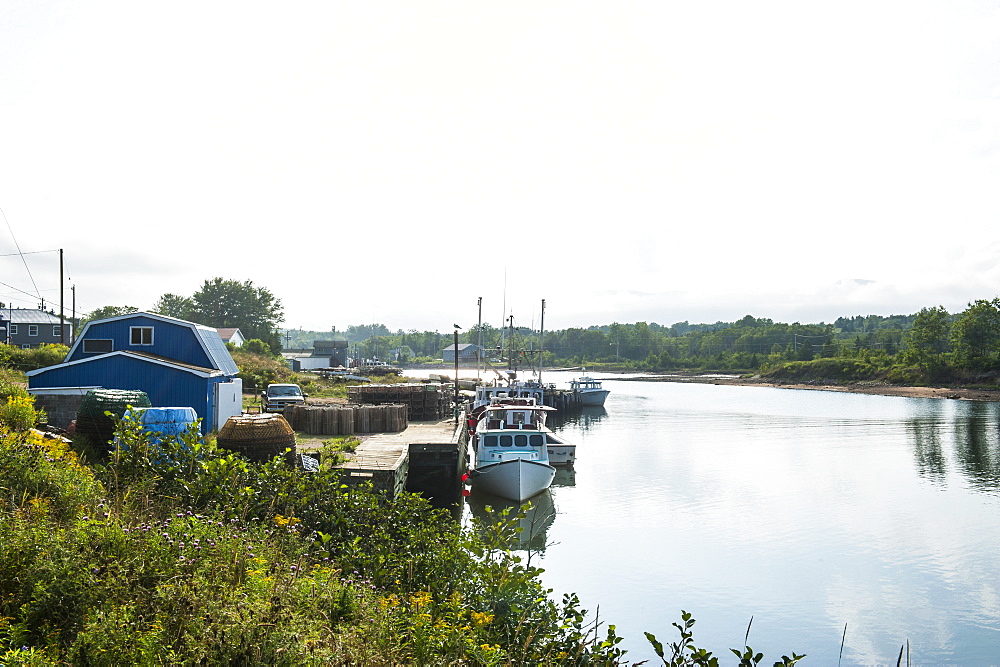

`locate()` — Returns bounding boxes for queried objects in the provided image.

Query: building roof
[216,327,242,341]
[443,343,481,351]
[67,311,239,376]
[1,309,66,324]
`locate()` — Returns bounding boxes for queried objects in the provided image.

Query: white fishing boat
[468,301,576,470]
[469,397,557,501]
[569,371,610,406]
[469,385,576,468]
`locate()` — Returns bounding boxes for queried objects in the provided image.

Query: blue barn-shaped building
[27,312,243,432]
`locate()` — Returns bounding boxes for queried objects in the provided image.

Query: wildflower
[470,611,494,627]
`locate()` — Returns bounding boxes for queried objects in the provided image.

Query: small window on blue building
[83,339,113,354]
[131,326,153,345]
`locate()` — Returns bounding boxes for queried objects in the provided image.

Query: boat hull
[472,458,555,502]
[578,389,610,406]
[546,432,576,467]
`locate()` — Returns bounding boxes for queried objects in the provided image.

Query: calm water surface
[467,372,1000,665]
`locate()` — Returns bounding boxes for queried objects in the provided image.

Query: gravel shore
[633,373,1000,402]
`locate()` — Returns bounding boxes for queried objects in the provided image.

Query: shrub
[0,394,38,432]
[1,343,69,372]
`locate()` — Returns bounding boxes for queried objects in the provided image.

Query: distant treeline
[284,299,1000,385]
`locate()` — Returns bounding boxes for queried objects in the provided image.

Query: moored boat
[469,397,558,501]
[569,372,610,406]
[469,390,576,468]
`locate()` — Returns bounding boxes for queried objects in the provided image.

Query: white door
[214,378,243,430]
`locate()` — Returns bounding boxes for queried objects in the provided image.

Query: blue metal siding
[29,356,222,431]
[68,316,216,369]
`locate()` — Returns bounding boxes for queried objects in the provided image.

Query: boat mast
[507,314,516,379]
[539,299,545,385]
[477,296,483,382]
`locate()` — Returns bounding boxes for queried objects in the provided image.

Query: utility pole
[59,249,65,344]
[453,325,461,424]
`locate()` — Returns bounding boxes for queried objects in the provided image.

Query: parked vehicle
[261,383,307,412]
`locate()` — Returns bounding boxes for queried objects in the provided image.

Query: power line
[0,207,43,302]
[0,250,60,257]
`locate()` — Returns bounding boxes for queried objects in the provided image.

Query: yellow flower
[470,611,494,627]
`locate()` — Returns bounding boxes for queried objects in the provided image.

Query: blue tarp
[130,407,199,439]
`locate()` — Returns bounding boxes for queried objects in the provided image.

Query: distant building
[215,327,246,347]
[0,308,72,348]
[442,343,482,362]
[282,339,349,371]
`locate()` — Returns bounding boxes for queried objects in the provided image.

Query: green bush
[0,343,69,372]
[761,358,886,384]
[230,348,297,393]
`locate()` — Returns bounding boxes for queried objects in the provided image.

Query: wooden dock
[336,418,466,500]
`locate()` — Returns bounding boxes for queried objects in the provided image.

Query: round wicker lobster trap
[216,413,296,464]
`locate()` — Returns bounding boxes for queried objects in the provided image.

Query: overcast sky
[2,1,999,333]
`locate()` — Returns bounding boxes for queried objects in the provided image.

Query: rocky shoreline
[629,373,1000,402]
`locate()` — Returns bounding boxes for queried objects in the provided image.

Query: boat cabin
[473,382,548,410]
[478,398,554,431]
[476,399,554,462]
[570,377,603,391]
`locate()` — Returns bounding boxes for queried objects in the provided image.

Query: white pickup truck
[261,383,307,413]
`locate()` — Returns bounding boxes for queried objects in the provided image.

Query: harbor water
[465,371,1000,665]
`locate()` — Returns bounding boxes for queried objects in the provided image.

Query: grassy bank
[0,378,811,665]
[0,390,628,664]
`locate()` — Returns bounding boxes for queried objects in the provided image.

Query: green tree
[345,323,391,342]
[191,278,284,353]
[951,298,1000,368]
[902,306,951,367]
[151,293,196,320]
[241,338,273,356]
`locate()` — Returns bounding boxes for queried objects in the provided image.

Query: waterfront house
[442,343,482,362]
[1,308,72,348]
[216,327,246,347]
[26,312,243,432]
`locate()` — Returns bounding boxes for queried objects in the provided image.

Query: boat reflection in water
[465,467,574,552]
[548,405,608,432]
[466,489,557,552]
[553,466,576,488]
